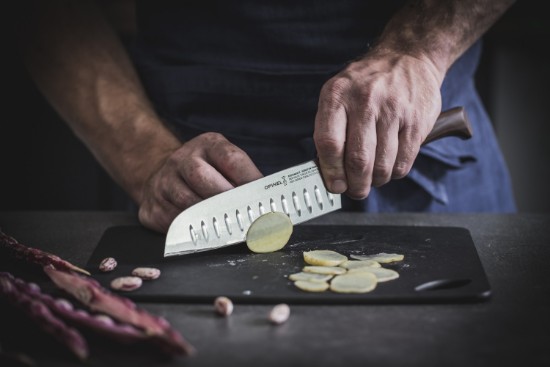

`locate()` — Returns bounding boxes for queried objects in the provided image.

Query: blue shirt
[129,0,516,213]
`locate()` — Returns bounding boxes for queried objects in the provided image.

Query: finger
[393,123,422,179]
[372,115,399,187]
[138,195,182,234]
[314,86,348,193]
[161,173,203,209]
[180,157,235,199]
[344,107,377,199]
[207,139,263,186]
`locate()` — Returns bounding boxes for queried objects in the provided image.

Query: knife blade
[165,160,337,256]
[164,106,472,257]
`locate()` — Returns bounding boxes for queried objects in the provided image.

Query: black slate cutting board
[86,225,491,304]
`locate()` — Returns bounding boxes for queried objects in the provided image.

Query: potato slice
[294,280,330,292]
[303,250,347,266]
[289,272,333,283]
[350,252,404,263]
[347,267,399,282]
[339,260,381,269]
[303,266,347,275]
[246,212,293,253]
[330,272,377,293]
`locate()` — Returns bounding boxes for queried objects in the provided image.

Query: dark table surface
[1,211,549,367]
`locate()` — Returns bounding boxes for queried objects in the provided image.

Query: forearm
[18,0,180,204]
[374,0,516,83]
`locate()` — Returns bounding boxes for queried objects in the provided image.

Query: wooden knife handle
[422,106,473,145]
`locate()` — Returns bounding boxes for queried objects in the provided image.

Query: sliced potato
[339,259,381,269]
[246,212,293,253]
[350,252,404,263]
[347,267,399,282]
[303,250,347,266]
[294,280,330,292]
[303,265,347,275]
[288,272,333,283]
[330,272,377,294]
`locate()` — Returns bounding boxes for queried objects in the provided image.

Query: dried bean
[213,296,233,317]
[269,303,290,325]
[99,257,117,272]
[131,267,161,280]
[110,276,142,291]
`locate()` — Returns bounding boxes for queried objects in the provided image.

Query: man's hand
[314,49,442,199]
[138,133,263,233]
[314,0,516,200]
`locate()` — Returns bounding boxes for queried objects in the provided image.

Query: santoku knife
[164,106,472,257]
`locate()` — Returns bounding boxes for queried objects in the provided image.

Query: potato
[330,272,377,294]
[246,212,293,253]
[350,252,404,263]
[303,266,347,275]
[347,267,399,282]
[303,250,347,266]
[294,280,330,292]
[288,250,402,294]
[289,272,333,283]
[339,260,381,269]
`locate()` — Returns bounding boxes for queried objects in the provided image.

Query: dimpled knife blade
[164,160,342,257]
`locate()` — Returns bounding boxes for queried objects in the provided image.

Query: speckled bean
[110,276,142,291]
[213,296,233,316]
[269,303,290,325]
[131,267,161,280]
[99,257,117,272]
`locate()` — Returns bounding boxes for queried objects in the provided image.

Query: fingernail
[331,179,347,193]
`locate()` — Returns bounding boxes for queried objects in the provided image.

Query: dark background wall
[1,1,549,213]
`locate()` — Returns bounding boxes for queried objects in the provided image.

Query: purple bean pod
[0,272,89,361]
[43,265,195,356]
[9,275,150,345]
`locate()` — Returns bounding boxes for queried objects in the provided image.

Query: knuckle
[372,162,393,185]
[347,185,371,200]
[401,124,423,145]
[315,135,343,156]
[392,161,412,178]
[171,187,198,208]
[319,77,350,109]
[223,145,245,162]
[201,131,225,143]
[217,145,248,172]
[184,160,207,183]
[346,150,370,174]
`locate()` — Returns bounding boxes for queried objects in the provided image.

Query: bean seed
[131,267,161,280]
[214,296,233,316]
[99,257,117,272]
[55,298,74,311]
[110,276,142,291]
[94,314,115,326]
[269,303,290,325]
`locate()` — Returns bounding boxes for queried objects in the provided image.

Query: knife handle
[422,106,473,145]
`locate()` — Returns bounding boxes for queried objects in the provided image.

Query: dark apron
[129,0,516,212]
